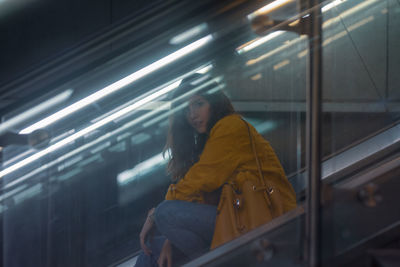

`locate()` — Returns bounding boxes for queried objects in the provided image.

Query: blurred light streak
[0,89,73,136]
[323,15,375,46]
[20,35,213,134]
[78,155,102,167]
[321,0,347,13]
[273,59,290,70]
[130,133,151,145]
[237,31,284,54]
[13,183,42,205]
[90,63,212,124]
[56,168,82,182]
[251,74,262,81]
[169,23,208,45]
[246,35,307,66]
[117,153,168,185]
[117,132,132,142]
[1,71,218,187]
[205,83,225,95]
[57,155,83,172]
[2,149,34,167]
[90,101,169,125]
[322,0,379,28]
[0,80,181,178]
[90,141,111,154]
[196,64,213,74]
[347,15,375,31]
[248,0,295,20]
[142,79,224,128]
[288,19,300,26]
[239,0,365,54]
[247,0,379,65]
[112,101,170,124]
[297,15,375,58]
[0,184,27,202]
[297,49,308,58]
[50,129,76,143]
[255,121,277,134]
[2,129,75,168]
[142,101,187,129]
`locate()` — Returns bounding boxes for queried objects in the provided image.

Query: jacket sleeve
[165,116,247,202]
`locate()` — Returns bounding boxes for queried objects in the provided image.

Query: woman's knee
[154,200,180,229]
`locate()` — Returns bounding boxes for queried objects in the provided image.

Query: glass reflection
[133,74,297,266]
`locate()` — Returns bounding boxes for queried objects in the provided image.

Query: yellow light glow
[249,0,295,19]
[273,59,290,70]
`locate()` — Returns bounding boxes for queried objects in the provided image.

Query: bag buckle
[234,198,242,209]
[253,185,274,195]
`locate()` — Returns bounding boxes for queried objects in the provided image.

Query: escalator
[113,120,400,266]
[0,0,399,266]
[180,121,400,267]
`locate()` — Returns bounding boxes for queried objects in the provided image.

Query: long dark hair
[164,74,235,181]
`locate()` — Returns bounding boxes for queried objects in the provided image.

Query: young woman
[135,74,296,267]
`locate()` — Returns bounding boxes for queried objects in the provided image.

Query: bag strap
[241,119,265,184]
[241,118,273,204]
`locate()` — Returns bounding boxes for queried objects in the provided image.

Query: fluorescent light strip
[90,63,212,124]
[135,76,224,128]
[169,23,208,45]
[239,0,349,54]
[0,184,28,202]
[273,59,290,70]
[20,35,213,134]
[237,31,284,54]
[246,35,307,66]
[142,102,187,128]
[322,0,378,28]
[0,81,181,178]
[3,76,221,188]
[1,65,214,182]
[246,0,378,65]
[248,0,295,20]
[2,129,75,167]
[321,0,347,13]
[112,101,171,124]
[117,153,167,185]
[0,89,73,136]
[196,64,213,74]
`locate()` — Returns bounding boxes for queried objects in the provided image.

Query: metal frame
[304,1,323,266]
[182,206,306,267]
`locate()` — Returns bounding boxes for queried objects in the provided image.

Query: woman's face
[185,95,211,134]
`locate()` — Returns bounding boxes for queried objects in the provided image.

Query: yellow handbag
[210,120,285,249]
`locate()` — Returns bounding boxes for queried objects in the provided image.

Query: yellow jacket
[165,114,296,213]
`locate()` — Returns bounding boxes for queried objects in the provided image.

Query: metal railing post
[305,0,323,266]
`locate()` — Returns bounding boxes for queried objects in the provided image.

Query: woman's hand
[157,239,172,267]
[139,208,155,255]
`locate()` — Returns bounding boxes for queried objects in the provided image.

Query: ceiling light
[0,80,181,178]
[20,35,213,134]
[1,66,215,188]
[169,23,208,45]
[238,0,349,54]
[321,0,347,13]
[248,0,295,20]
[0,89,72,136]
[236,31,284,54]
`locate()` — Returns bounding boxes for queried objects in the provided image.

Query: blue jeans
[134,200,217,267]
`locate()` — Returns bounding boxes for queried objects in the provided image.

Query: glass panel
[0,1,309,266]
[321,0,400,158]
[321,0,400,265]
